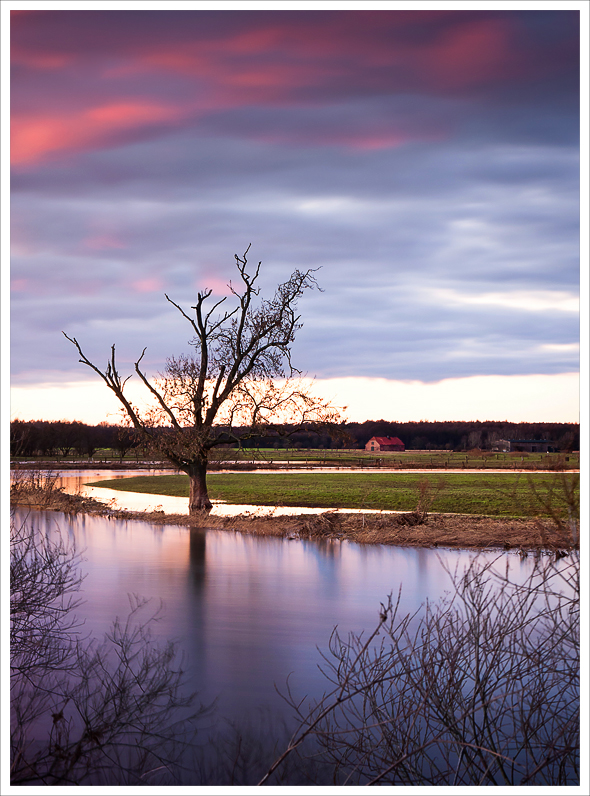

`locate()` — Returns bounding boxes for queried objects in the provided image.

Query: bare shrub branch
[261,552,579,786]
[10,514,209,786]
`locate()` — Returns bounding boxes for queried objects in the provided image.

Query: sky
[6,3,586,425]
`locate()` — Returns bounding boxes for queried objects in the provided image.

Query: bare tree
[64,247,342,513]
[112,426,140,462]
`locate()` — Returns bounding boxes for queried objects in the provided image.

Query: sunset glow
[10,372,580,427]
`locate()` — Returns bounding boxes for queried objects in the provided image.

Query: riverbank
[12,488,577,552]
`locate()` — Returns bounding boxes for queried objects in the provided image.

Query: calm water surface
[12,502,539,725]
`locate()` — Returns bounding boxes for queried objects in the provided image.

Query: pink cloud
[11,101,185,166]
[10,11,572,166]
[420,18,516,91]
[11,279,29,292]
[131,278,164,293]
[122,14,517,100]
[198,275,232,296]
[12,48,73,69]
[251,125,448,151]
[253,130,412,151]
[348,133,414,151]
[82,234,127,251]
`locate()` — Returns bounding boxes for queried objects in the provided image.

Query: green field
[88,472,579,517]
[13,448,579,471]
[221,449,579,470]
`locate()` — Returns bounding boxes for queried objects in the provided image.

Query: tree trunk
[187,459,212,514]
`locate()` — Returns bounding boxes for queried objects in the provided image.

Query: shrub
[262,552,579,786]
[10,514,207,786]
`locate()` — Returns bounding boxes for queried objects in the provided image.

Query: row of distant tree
[244,419,579,452]
[10,418,579,458]
[345,420,579,452]
[10,420,140,459]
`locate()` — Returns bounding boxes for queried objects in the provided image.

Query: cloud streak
[9,8,580,422]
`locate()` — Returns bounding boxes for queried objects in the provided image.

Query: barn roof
[372,436,404,446]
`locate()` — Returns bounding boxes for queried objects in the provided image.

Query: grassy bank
[88,471,579,518]
[12,470,578,551]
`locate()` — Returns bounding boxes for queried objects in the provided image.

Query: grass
[87,472,580,518]
[233,448,579,470]
[12,448,579,470]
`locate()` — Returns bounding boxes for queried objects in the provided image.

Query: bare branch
[62,333,144,433]
[134,349,182,432]
[260,552,579,786]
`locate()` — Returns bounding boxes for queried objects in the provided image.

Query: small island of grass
[88,471,579,517]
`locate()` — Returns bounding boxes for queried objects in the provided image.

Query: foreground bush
[262,552,580,786]
[10,514,206,786]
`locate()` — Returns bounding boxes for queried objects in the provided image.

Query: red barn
[365,436,405,452]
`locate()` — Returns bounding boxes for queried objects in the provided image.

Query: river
[11,505,544,726]
[11,470,577,785]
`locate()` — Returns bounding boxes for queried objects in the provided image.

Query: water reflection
[188,528,207,590]
[11,506,552,730]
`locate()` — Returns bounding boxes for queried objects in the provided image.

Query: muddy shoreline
[12,489,577,552]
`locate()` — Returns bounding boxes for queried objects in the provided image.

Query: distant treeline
[10,418,580,458]
[343,420,579,452]
[246,420,579,452]
[10,420,141,459]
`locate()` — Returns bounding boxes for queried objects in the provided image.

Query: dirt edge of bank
[11,488,577,552]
